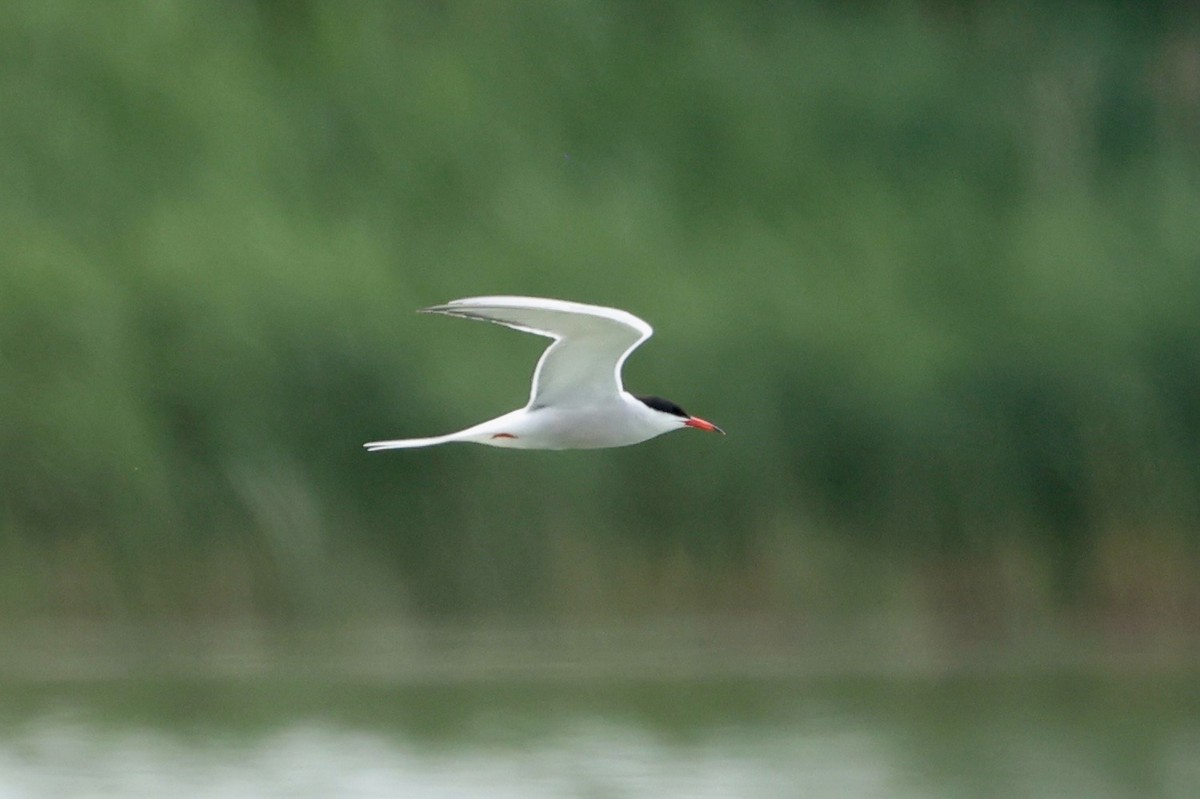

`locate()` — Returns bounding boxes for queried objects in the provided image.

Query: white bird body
[364,296,723,452]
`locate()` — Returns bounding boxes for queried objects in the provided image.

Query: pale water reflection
[0,670,1196,799]
[4,717,895,798]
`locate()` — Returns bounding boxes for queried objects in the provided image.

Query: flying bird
[364,296,724,451]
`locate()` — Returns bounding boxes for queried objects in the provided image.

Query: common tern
[364,296,724,451]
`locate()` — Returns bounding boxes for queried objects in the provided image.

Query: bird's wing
[421,296,653,408]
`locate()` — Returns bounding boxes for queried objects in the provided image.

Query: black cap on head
[635,395,689,418]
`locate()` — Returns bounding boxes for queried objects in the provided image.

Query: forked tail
[365,411,527,451]
[363,433,465,451]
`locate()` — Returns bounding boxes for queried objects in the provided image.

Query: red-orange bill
[684,417,725,435]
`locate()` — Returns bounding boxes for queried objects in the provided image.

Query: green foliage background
[2,1,1198,631]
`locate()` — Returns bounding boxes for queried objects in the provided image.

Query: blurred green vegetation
[1,1,1198,633]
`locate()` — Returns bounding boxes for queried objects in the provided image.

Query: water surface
[1,664,1195,798]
